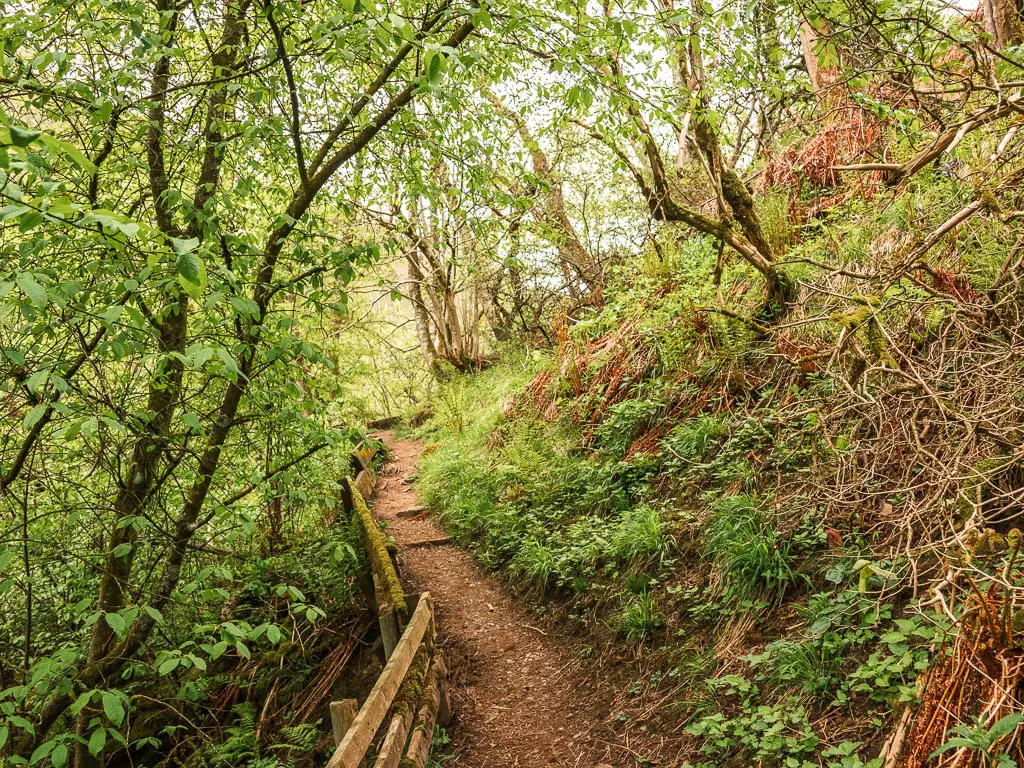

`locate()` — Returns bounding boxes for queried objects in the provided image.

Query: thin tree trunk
[75,3,249,764]
[485,91,602,293]
[406,255,441,375]
[985,0,1024,48]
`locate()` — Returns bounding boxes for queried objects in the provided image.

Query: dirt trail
[371,433,631,768]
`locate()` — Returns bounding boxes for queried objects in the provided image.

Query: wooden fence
[325,441,451,768]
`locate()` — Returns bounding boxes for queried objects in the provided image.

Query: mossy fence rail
[326,442,451,768]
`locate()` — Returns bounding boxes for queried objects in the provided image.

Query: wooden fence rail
[324,440,451,768]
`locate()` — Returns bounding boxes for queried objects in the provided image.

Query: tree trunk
[485,91,602,293]
[655,0,695,169]
[75,3,249,764]
[984,0,1024,48]
[406,255,441,375]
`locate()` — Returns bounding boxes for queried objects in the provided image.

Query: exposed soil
[370,432,678,768]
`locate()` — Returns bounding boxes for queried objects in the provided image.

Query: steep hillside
[414,161,1024,766]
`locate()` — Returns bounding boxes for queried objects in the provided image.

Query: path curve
[371,433,625,768]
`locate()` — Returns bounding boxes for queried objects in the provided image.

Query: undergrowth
[413,159,1024,765]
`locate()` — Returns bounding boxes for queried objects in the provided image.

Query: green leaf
[179,413,202,431]
[23,404,47,430]
[157,658,179,676]
[15,273,47,307]
[175,252,201,283]
[170,237,199,255]
[70,690,96,716]
[79,210,139,237]
[145,606,164,624]
[228,296,258,319]
[425,51,446,84]
[104,612,126,637]
[9,124,41,147]
[99,416,125,433]
[29,740,53,765]
[38,134,97,173]
[215,348,239,381]
[23,370,49,394]
[99,306,122,324]
[988,712,1024,739]
[0,204,30,221]
[8,715,34,734]
[112,543,131,558]
[87,727,106,757]
[51,744,68,767]
[101,692,125,726]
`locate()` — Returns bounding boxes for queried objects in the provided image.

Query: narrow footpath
[370,432,646,768]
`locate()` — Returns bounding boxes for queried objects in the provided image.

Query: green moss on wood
[395,657,440,768]
[350,483,407,616]
[392,647,429,719]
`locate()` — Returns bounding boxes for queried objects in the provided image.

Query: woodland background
[3,0,1024,765]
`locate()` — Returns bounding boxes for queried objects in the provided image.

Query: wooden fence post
[379,606,401,660]
[329,699,359,747]
[326,595,433,768]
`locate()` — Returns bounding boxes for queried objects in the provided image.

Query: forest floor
[371,432,670,768]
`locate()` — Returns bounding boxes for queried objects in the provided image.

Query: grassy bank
[411,165,1024,765]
